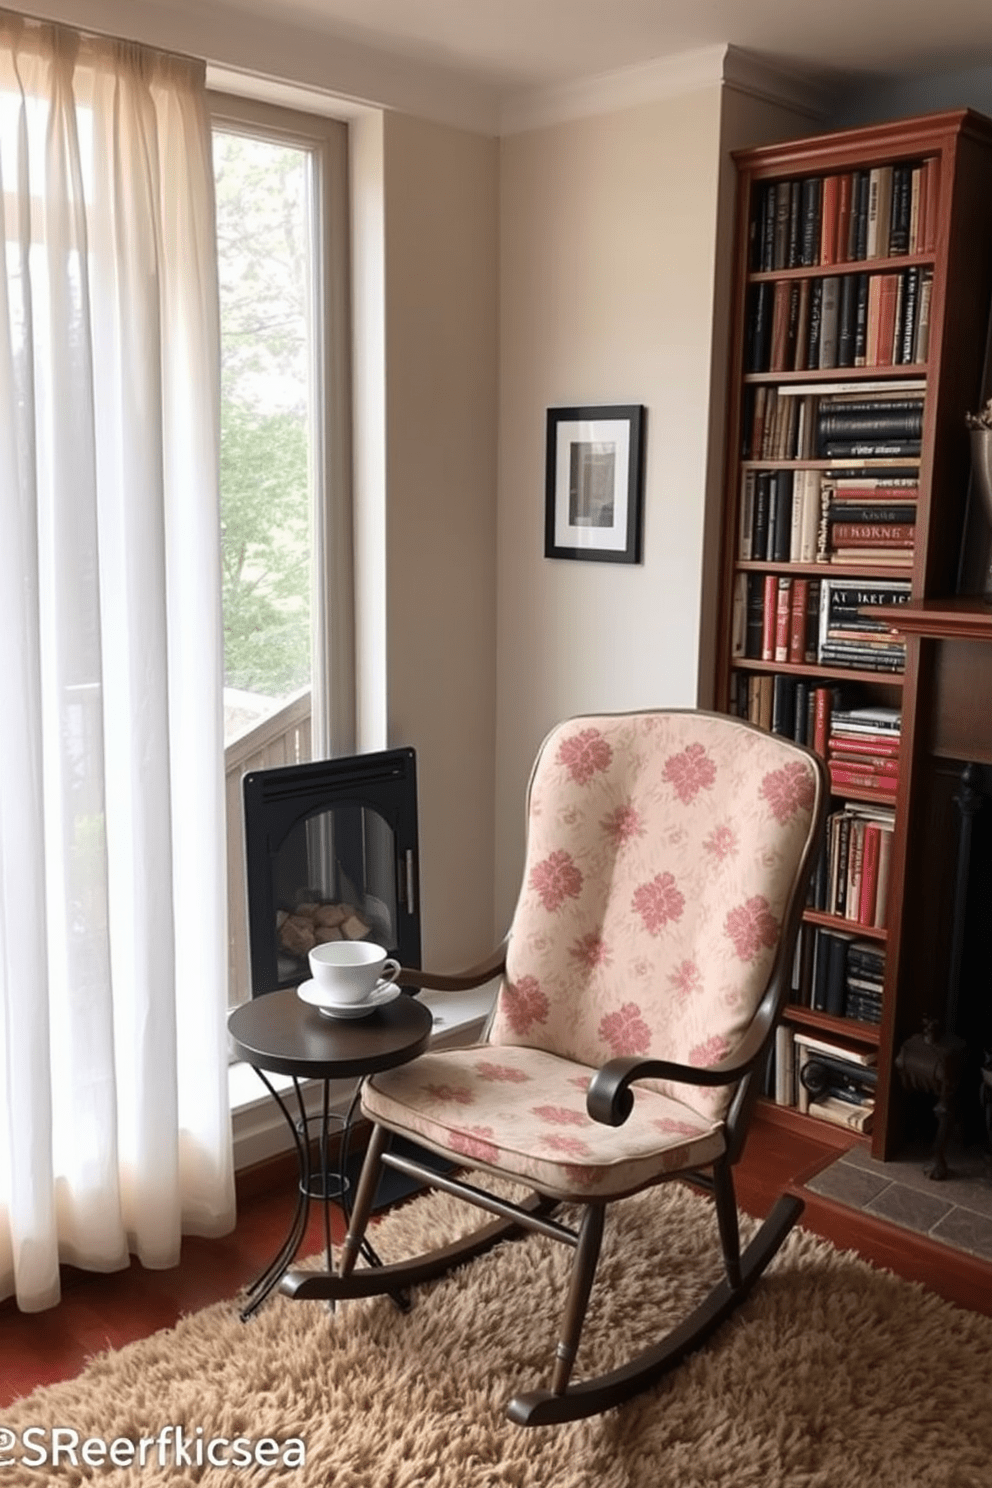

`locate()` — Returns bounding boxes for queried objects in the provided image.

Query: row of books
[817,578,909,671]
[749,159,939,273]
[731,672,820,739]
[817,804,895,924]
[738,469,918,567]
[738,476,823,565]
[827,713,901,798]
[767,1025,878,1133]
[728,671,848,747]
[728,670,900,760]
[733,576,910,672]
[741,381,926,463]
[746,266,933,375]
[791,927,886,1023]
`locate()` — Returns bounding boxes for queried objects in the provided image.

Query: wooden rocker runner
[281,710,827,1425]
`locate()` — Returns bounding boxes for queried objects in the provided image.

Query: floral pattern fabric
[363,711,820,1200]
[488,712,820,1121]
[362,1045,725,1202]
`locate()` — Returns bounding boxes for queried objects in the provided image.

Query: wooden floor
[2,1114,990,1408]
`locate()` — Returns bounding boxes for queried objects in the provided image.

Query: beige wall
[377,114,500,967]
[493,85,818,926]
[494,87,726,925]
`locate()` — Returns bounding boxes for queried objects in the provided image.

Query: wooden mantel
[867,597,992,763]
[871,598,992,642]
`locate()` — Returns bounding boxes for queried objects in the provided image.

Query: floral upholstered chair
[282,710,827,1425]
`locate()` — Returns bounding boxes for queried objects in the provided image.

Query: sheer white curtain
[0,15,235,1311]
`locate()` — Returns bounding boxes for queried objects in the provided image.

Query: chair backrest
[488,711,823,1120]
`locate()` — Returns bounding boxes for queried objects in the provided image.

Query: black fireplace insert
[242,748,422,997]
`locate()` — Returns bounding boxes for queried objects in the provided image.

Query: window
[215,128,315,736]
[209,95,353,1005]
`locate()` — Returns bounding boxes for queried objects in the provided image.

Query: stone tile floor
[805,1139,992,1262]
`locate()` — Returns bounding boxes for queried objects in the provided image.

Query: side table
[228,987,433,1319]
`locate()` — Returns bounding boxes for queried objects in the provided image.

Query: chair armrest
[586,1016,771,1127]
[397,939,507,994]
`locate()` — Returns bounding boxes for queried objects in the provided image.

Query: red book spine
[813,687,832,758]
[874,828,893,929]
[761,574,777,662]
[788,577,809,663]
[922,157,939,252]
[830,523,916,545]
[828,732,901,758]
[865,274,882,365]
[829,765,899,794]
[859,823,881,925]
[774,577,792,663]
[829,753,900,773]
[769,282,792,372]
[874,274,899,368]
[820,175,840,265]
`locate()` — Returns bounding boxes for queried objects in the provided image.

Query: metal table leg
[240,1070,409,1318]
[241,1072,314,1320]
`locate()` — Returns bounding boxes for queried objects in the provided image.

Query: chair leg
[550,1203,606,1395]
[712,1159,742,1291]
[339,1123,389,1277]
[509,1193,803,1427]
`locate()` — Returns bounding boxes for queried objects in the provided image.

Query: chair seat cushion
[361,1044,725,1202]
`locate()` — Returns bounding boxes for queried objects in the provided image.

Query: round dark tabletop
[228,987,434,1080]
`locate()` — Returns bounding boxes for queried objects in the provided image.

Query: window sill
[229,982,497,1170]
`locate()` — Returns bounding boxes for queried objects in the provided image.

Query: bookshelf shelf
[828,784,898,808]
[739,457,921,469]
[733,657,905,687]
[748,250,935,285]
[716,109,992,1158]
[803,909,888,941]
[743,367,930,386]
[786,1005,883,1044]
[738,559,914,580]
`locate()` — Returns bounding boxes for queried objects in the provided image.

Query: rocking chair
[282,710,827,1425]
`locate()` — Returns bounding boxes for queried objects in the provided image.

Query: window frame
[207,91,355,761]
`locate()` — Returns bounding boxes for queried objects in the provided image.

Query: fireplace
[896,759,992,1173]
[242,748,421,997]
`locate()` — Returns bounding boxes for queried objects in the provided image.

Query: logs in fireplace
[242,748,422,996]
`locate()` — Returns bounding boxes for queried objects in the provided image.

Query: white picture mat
[554,419,631,551]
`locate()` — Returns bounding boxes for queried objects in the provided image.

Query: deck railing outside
[225,687,311,1007]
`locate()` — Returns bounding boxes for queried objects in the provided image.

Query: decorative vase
[968,427,992,602]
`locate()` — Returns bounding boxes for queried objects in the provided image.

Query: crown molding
[721,46,834,120]
[499,44,729,135]
[499,42,832,136]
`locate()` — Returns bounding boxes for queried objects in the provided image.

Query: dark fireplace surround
[242,748,422,998]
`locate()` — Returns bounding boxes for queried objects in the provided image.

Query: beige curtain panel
[0,13,234,1312]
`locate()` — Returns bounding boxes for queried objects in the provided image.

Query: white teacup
[307,940,401,1005]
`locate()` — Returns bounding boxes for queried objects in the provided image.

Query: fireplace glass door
[242,748,421,996]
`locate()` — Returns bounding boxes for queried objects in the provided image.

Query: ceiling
[214,0,992,97]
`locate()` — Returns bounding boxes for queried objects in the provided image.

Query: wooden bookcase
[715,110,992,1159]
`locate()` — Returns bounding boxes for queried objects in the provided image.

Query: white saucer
[296,978,402,1019]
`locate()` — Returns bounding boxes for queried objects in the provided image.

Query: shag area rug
[4,1181,992,1486]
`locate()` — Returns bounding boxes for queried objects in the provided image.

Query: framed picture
[544,404,645,563]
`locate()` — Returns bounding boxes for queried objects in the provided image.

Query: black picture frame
[544,404,645,563]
